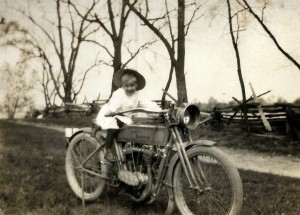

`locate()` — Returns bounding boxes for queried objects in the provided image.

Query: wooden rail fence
[204,103,300,141]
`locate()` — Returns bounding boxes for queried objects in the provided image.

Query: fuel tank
[116,125,170,146]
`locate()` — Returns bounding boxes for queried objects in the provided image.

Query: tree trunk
[125,0,189,105]
[227,0,248,127]
[111,38,123,94]
[161,64,175,108]
[64,75,73,103]
[176,0,188,105]
[8,112,14,119]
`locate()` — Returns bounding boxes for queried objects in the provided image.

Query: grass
[0,120,167,215]
[240,170,300,215]
[192,124,300,157]
[0,120,300,214]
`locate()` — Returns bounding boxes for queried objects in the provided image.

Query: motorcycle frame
[68,111,215,206]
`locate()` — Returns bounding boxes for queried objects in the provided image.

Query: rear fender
[65,127,91,150]
[65,127,107,150]
[66,127,91,143]
[165,140,216,199]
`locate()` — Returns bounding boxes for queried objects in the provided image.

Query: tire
[173,146,243,215]
[65,132,107,202]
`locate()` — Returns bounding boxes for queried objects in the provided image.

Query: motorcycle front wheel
[173,146,243,215]
[65,132,107,201]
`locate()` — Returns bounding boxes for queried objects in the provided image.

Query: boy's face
[121,74,138,96]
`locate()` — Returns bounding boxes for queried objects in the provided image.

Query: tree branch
[107,0,117,37]
[56,0,67,78]
[74,59,102,96]
[125,0,176,64]
[83,39,113,58]
[122,39,157,68]
[94,14,113,38]
[11,6,61,58]
[185,1,203,36]
[240,0,300,71]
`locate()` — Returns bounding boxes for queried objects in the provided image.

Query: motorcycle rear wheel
[173,146,243,215]
[65,133,107,201]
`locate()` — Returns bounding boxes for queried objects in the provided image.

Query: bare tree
[6,0,101,104]
[94,0,135,93]
[125,0,203,105]
[1,21,55,107]
[69,0,156,95]
[0,63,33,119]
[237,0,300,70]
[33,60,58,107]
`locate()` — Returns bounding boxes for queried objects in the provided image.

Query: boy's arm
[107,90,123,113]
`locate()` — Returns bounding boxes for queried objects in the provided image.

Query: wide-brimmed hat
[113,69,146,90]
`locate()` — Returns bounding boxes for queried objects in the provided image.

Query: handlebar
[106,108,169,117]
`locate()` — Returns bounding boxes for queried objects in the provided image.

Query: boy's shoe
[104,149,116,162]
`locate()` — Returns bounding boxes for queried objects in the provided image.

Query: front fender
[165,139,216,200]
[185,139,215,149]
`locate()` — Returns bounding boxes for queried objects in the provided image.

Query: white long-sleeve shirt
[96,88,161,129]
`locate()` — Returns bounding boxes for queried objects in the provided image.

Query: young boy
[96,69,161,161]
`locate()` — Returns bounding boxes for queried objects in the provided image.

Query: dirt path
[220,147,300,179]
[11,120,300,179]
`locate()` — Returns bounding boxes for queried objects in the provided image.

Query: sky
[0,0,300,109]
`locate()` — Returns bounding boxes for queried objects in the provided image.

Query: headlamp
[176,103,201,130]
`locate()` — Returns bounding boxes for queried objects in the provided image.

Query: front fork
[166,116,200,188]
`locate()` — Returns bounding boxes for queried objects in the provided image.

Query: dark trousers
[105,129,118,149]
[105,118,125,149]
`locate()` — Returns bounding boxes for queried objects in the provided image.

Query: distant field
[24,115,300,156]
[0,120,300,214]
[23,115,96,127]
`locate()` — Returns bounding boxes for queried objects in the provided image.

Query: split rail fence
[205,103,300,141]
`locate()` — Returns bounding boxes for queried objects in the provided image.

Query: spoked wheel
[65,132,107,201]
[173,147,243,215]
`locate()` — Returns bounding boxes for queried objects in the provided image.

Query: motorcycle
[65,103,243,215]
